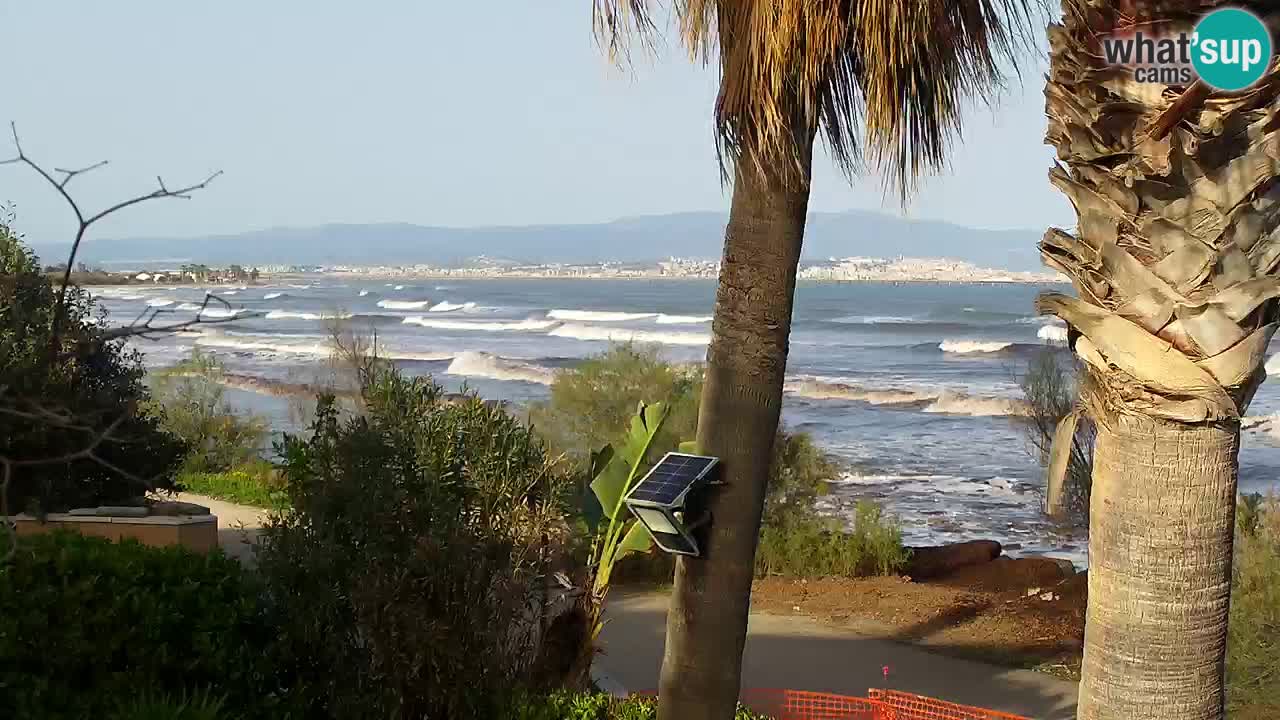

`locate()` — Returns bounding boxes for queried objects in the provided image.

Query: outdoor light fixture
[623,452,720,556]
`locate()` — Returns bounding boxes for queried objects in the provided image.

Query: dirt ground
[749,556,1087,677]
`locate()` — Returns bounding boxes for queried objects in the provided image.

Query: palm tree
[594,2,1040,718]
[1041,3,1279,718]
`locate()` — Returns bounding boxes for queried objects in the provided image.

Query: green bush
[176,459,287,509]
[1228,497,1280,716]
[147,350,269,474]
[109,688,228,720]
[1,215,186,512]
[0,532,290,720]
[256,367,573,719]
[507,691,772,719]
[533,344,902,582]
[756,500,907,578]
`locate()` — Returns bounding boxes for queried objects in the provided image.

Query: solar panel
[626,452,719,506]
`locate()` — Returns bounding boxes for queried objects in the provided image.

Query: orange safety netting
[632,688,1029,720]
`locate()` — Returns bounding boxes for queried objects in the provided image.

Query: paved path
[600,592,1078,720]
[177,492,269,565]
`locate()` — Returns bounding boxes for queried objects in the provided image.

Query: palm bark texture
[1042,2,1280,718]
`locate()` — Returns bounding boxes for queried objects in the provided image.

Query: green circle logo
[1192,8,1273,91]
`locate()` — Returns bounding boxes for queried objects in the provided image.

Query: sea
[92,278,1280,566]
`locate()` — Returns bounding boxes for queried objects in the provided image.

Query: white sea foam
[831,315,917,325]
[547,323,710,346]
[192,332,451,362]
[428,301,476,312]
[147,298,175,307]
[264,310,351,321]
[263,292,285,300]
[402,316,559,332]
[1037,325,1069,343]
[938,339,1014,354]
[655,314,712,325]
[176,302,204,312]
[288,284,312,290]
[1267,354,1280,376]
[922,392,1029,417]
[220,290,239,296]
[199,308,253,319]
[394,285,406,290]
[358,290,371,297]
[377,299,432,310]
[445,351,554,385]
[548,309,658,322]
[108,294,146,301]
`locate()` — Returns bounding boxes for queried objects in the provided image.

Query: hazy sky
[2,1,1073,244]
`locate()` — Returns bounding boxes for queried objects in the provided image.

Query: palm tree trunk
[1080,417,1238,720]
[657,139,812,720]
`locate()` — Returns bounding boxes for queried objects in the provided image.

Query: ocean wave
[402,316,559,332]
[445,351,554,385]
[199,308,254,319]
[377,299,432,310]
[147,298,175,307]
[938,339,1015,355]
[192,332,452,362]
[830,315,918,325]
[394,285,406,290]
[655,314,712,325]
[548,309,659,322]
[547,323,710,346]
[1037,325,1069,343]
[265,310,352,321]
[220,290,239,296]
[263,292,286,300]
[176,302,204,312]
[358,290,371,297]
[784,378,1027,417]
[288,284,312,290]
[429,301,476,312]
[1267,355,1280,376]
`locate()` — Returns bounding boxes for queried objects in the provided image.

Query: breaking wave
[445,351,554,385]
[402,316,559,332]
[655,314,712,325]
[1267,354,1280,376]
[548,309,658,322]
[199,308,254,319]
[176,302,204,312]
[191,332,451,362]
[547,323,710,346]
[264,310,352,321]
[147,298,175,307]
[784,378,1028,417]
[429,301,476,312]
[358,290,371,297]
[938,339,1015,355]
[377,299,432,310]
[830,315,918,325]
[263,292,286,300]
[1037,325,1069,343]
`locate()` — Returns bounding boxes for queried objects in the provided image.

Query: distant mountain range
[30,210,1047,272]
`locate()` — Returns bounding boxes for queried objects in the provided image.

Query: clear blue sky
[1,1,1073,245]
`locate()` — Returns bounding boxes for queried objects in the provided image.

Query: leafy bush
[176,459,286,509]
[256,366,573,719]
[0,532,289,720]
[1016,347,1094,526]
[0,215,186,512]
[756,500,907,578]
[147,350,269,474]
[533,344,901,581]
[508,691,773,719]
[109,688,228,720]
[1228,496,1280,717]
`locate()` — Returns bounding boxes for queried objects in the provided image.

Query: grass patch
[1228,495,1280,716]
[176,460,286,510]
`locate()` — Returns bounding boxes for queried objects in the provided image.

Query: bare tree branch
[1,121,224,350]
[97,292,258,342]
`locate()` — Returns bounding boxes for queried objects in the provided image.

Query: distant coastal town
[68,255,1064,285]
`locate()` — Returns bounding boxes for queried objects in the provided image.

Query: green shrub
[147,350,269,474]
[256,367,573,719]
[177,459,286,509]
[1228,497,1280,716]
[756,500,907,578]
[0,532,289,720]
[109,688,228,720]
[507,691,773,719]
[1,216,186,512]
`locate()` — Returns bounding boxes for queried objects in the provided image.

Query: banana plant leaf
[590,401,669,521]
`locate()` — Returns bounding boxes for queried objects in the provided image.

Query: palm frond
[593,0,1045,196]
